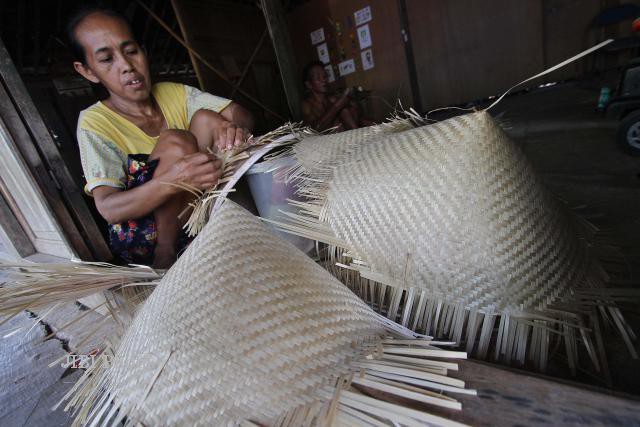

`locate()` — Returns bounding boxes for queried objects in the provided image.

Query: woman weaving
[69,8,254,268]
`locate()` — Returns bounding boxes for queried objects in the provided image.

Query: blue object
[598,86,611,110]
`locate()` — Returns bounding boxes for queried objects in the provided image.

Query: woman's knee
[189,109,224,131]
[152,129,198,159]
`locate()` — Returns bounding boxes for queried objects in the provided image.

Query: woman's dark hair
[302,60,325,86]
[66,6,133,63]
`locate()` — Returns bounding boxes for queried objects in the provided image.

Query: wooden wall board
[329,0,413,121]
[0,188,34,258]
[543,0,609,78]
[289,0,637,112]
[0,38,111,261]
[287,0,413,122]
[0,116,73,258]
[406,0,545,110]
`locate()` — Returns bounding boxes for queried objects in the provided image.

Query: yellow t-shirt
[77,82,231,194]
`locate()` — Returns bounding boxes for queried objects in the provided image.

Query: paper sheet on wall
[361,49,374,70]
[357,24,372,49]
[324,65,335,82]
[317,43,330,64]
[310,28,325,45]
[338,59,356,76]
[354,6,372,26]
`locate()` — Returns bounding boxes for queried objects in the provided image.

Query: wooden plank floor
[445,360,640,426]
[0,311,79,427]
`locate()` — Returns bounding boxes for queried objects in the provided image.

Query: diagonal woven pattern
[276,111,637,372]
[327,111,591,313]
[292,121,413,180]
[67,200,473,426]
[106,201,382,425]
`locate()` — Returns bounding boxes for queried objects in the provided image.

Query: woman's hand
[213,121,253,152]
[165,153,223,191]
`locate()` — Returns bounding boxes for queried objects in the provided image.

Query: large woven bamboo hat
[276,111,636,371]
[66,200,473,426]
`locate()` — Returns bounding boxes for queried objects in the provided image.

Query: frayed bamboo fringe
[64,338,474,427]
[0,260,161,318]
[272,111,639,376]
[58,201,476,426]
[178,122,315,236]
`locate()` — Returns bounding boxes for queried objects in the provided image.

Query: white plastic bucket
[246,156,315,254]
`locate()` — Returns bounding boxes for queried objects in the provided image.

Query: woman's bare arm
[220,102,255,131]
[93,152,221,224]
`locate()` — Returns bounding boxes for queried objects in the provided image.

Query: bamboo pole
[136,0,286,121]
[169,0,204,90]
[231,29,268,98]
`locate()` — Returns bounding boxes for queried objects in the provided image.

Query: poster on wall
[361,49,374,71]
[310,27,325,45]
[324,65,335,83]
[357,24,372,49]
[317,43,330,64]
[354,6,372,26]
[338,59,356,76]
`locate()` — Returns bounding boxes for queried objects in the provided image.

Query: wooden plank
[0,113,74,258]
[260,0,302,120]
[0,188,35,258]
[0,38,112,261]
[0,311,80,426]
[417,360,640,426]
[0,82,83,259]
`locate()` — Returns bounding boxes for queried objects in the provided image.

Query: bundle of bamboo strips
[0,260,161,320]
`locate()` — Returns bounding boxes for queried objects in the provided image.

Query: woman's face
[73,13,152,103]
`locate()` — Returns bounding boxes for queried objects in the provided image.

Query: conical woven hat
[293,124,408,174]
[277,111,636,370]
[68,200,473,426]
[327,111,591,312]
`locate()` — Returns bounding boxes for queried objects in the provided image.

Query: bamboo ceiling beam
[136,0,286,121]
[231,28,268,98]
[169,0,204,90]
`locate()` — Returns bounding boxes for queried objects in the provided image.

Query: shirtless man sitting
[301,61,369,131]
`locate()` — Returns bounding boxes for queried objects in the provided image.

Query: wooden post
[397,0,423,113]
[0,190,35,258]
[260,0,302,120]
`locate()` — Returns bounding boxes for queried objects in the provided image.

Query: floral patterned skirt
[108,154,190,266]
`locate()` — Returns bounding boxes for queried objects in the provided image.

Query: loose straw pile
[61,201,475,426]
